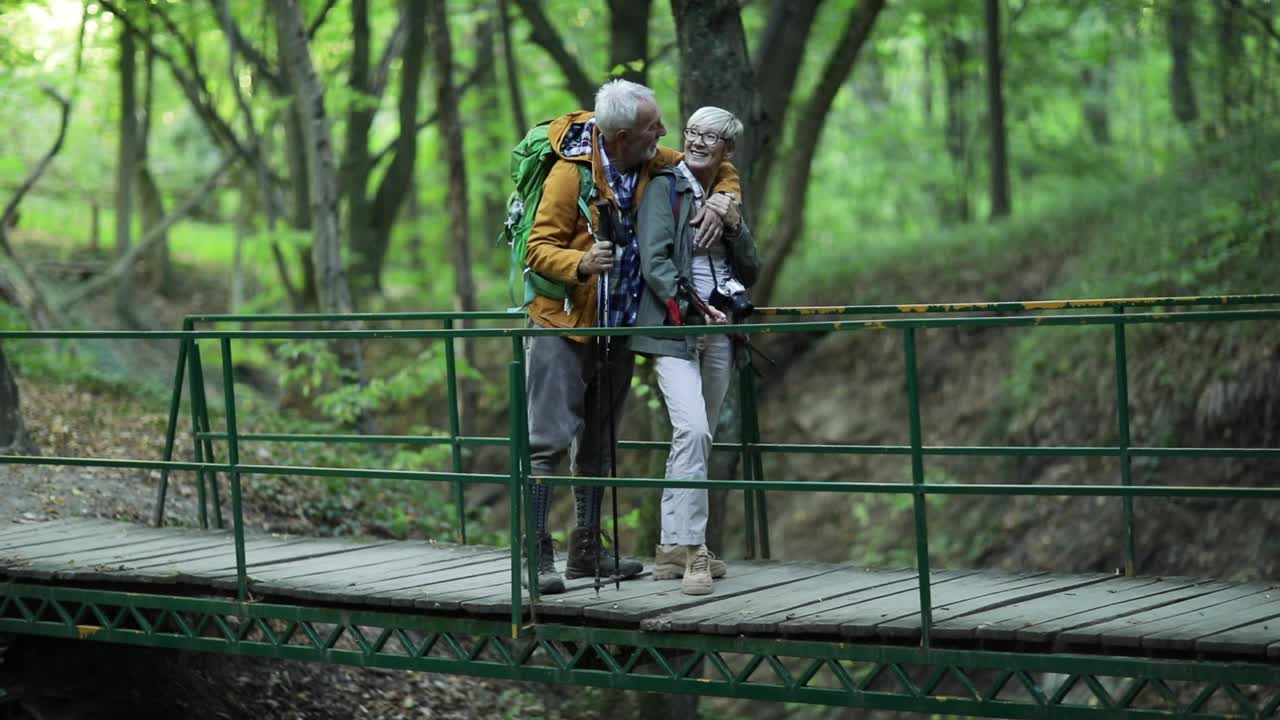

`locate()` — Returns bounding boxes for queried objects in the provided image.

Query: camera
[708,278,754,320]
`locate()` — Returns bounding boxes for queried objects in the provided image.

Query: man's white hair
[686,106,744,149]
[595,79,657,139]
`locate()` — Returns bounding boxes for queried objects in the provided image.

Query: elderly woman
[631,106,759,595]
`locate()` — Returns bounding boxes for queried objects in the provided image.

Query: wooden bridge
[4,518,1279,660]
[4,297,1280,718]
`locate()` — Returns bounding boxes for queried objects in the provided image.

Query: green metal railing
[2,293,1280,714]
[152,310,522,545]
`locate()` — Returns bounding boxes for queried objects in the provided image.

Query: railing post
[508,336,528,637]
[738,366,757,560]
[1113,307,1137,576]
[903,327,933,647]
[219,339,249,602]
[514,337,539,623]
[187,339,208,530]
[153,327,190,527]
[740,361,770,559]
[444,319,467,544]
[190,344,224,529]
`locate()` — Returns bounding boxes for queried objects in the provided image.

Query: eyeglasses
[683,127,722,146]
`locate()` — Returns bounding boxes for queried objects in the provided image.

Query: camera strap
[675,162,704,209]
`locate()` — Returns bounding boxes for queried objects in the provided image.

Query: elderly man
[524,79,740,594]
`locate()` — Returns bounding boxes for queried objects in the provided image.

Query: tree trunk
[366,0,427,294]
[0,343,36,455]
[608,0,651,84]
[942,32,973,223]
[115,20,139,323]
[137,167,171,292]
[670,0,763,194]
[89,202,100,252]
[405,178,424,270]
[498,0,528,138]
[0,87,71,330]
[278,7,315,312]
[921,41,934,125]
[1081,62,1113,146]
[275,0,375,434]
[137,20,173,294]
[983,0,1011,219]
[746,0,823,213]
[231,175,251,313]
[474,12,508,259]
[1216,0,1243,135]
[1168,0,1200,131]
[343,0,376,302]
[511,0,595,108]
[752,0,885,307]
[856,54,891,111]
[428,0,479,428]
[215,0,303,313]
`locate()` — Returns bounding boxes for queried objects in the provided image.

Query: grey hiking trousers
[525,328,635,480]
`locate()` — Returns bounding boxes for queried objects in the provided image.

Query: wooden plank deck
[1,518,1276,661]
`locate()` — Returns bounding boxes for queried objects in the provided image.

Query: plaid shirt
[599,140,642,329]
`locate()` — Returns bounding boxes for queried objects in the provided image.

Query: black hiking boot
[531,534,565,595]
[564,527,644,580]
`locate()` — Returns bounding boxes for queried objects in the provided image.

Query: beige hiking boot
[655,543,726,580]
[681,544,713,595]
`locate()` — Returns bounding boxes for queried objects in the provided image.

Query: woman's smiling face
[683,125,730,177]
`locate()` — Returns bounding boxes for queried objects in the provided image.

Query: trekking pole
[595,201,622,592]
[592,202,609,596]
[595,273,606,596]
[604,288,622,592]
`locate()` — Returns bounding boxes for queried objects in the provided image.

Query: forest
[0,0,1278,717]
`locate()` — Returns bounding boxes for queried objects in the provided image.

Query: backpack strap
[521,163,600,310]
[576,164,597,240]
[669,174,681,225]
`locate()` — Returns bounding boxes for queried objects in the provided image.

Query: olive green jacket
[631,166,759,360]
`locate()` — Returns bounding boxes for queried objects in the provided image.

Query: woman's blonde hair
[686,106,743,149]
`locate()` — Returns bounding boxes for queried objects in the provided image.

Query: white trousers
[655,333,734,545]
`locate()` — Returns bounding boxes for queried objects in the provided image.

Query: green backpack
[500,121,597,308]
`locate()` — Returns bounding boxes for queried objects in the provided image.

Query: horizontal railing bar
[8,440,1274,477]
[18,436,1271,464]
[0,455,227,472]
[193,436,1280,459]
[755,293,1280,316]
[754,444,1115,457]
[755,444,1280,458]
[5,308,1280,341]
[233,464,509,484]
[1131,447,1280,457]
[195,432,510,447]
[0,455,509,485]
[182,295,1280,324]
[185,310,523,323]
[537,474,1280,498]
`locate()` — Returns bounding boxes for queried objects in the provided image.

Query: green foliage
[233,384,501,544]
[1002,131,1280,421]
[0,303,166,400]
[276,340,479,425]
